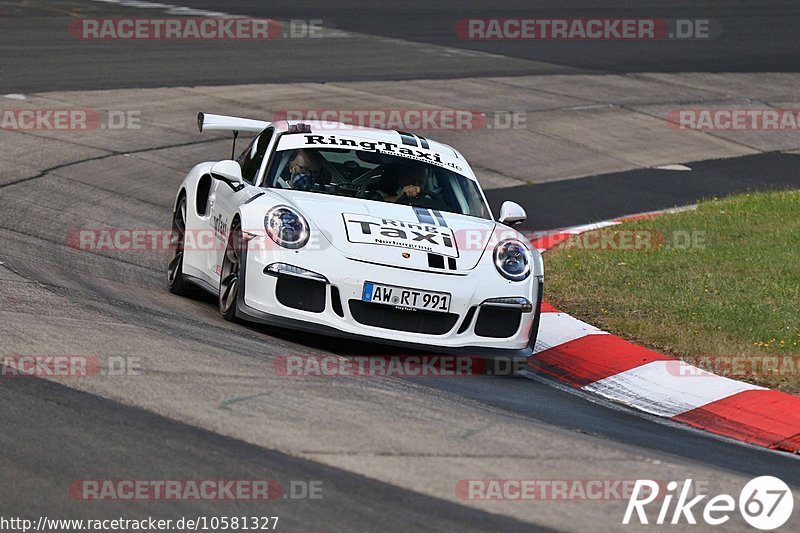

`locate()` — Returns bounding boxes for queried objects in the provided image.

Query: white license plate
[362,282,451,313]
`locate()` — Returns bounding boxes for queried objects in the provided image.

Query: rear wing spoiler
[197,112,270,134]
[197,112,271,159]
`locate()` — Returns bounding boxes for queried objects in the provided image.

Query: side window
[237,128,273,184]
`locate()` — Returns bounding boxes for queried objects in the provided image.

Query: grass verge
[543,190,800,393]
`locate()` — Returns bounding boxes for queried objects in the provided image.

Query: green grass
[544,190,800,393]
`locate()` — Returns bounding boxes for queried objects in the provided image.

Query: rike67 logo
[623,477,794,530]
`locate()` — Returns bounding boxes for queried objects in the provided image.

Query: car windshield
[263,147,492,219]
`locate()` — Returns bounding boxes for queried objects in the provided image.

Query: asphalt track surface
[0,377,542,533]
[2,1,800,531]
[2,0,800,92]
[485,152,800,231]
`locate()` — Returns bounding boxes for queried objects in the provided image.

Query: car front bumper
[237,241,543,360]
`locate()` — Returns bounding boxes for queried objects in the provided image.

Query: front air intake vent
[276,276,326,313]
[474,307,522,338]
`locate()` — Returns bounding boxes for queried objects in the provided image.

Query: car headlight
[264,206,309,249]
[493,239,531,281]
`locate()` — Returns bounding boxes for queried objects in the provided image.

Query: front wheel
[219,220,243,321]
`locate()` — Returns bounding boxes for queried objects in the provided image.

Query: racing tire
[167,196,193,296]
[219,219,243,322]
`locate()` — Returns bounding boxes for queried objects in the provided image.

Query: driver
[383,164,428,202]
[277,149,322,191]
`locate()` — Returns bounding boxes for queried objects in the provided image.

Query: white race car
[168,113,543,361]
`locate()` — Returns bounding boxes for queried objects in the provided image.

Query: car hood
[263,190,497,272]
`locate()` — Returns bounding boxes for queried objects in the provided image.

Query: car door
[207,127,274,280]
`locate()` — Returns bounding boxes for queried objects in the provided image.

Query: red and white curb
[528,211,800,454]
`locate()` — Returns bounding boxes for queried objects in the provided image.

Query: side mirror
[210,160,244,190]
[498,201,527,225]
